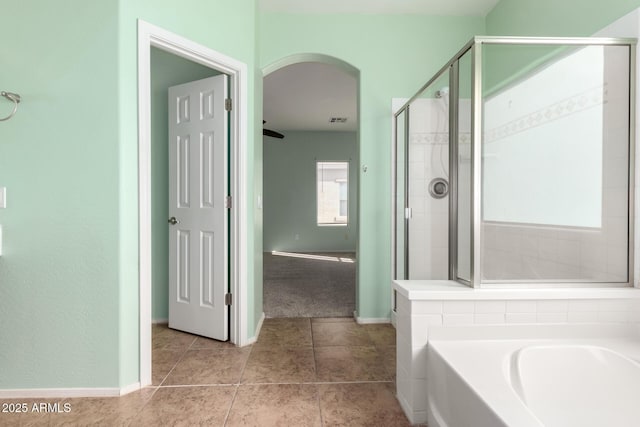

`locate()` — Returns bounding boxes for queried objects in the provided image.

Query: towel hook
[1,91,21,121]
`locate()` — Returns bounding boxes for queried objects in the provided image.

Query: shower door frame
[393,36,637,289]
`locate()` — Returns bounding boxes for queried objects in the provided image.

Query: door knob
[168,216,179,225]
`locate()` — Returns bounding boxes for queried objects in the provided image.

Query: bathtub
[426,324,640,427]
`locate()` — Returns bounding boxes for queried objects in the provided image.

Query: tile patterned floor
[0,318,411,426]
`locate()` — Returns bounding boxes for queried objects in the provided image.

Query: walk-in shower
[393,36,636,287]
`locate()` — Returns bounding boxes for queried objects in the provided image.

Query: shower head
[1,91,20,103]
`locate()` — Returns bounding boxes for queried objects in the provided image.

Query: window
[317,161,348,225]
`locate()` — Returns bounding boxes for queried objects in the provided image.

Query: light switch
[0,187,5,208]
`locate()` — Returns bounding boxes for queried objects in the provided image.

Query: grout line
[155,336,197,387]
[234,380,395,386]
[222,384,240,427]
[157,383,239,388]
[236,336,255,386]
[315,382,324,427]
[222,326,256,426]
[135,331,198,420]
[310,318,319,377]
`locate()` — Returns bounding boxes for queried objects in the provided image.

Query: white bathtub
[426,324,640,427]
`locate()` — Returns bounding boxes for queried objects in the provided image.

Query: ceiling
[258,0,500,16]
[263,62,358,132]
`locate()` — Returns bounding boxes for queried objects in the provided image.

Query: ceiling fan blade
[263,128,284,139]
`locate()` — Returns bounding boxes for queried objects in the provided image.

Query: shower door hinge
[225,196,232,209]
[225,293,232,306]
[405,207,412,219]
[225,98,232,111]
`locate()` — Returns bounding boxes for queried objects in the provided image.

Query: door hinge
[225,196,232,209]
[225,98,232,111]
[225,293,232,306]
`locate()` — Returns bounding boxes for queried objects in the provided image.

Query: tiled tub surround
[392,279,640,425]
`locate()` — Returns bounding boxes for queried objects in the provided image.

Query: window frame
[316,161,349,227]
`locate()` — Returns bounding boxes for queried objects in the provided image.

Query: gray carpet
[263,251,356,318]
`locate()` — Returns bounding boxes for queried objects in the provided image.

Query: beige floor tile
[314,346,391,382]
[152,348,186,386]
[152,325,198,350]
[50,389,154,426]
[242,346,315,383]
[133,386,235,426]
[318,382,410,427]
[256,318,312,347]
[5,320,406,426]
[163,348,250,385]
[0,399,53,427]
[190,336,238,350]
[226,384,321,427]
[363,324,397,347]
[377,345,397,380]
[311,322,373,347]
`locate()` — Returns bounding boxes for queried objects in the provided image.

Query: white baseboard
[152,318,168,324]
[0,382,141,399]
[354,311,391,324]
[390,310,397,328]
[119,382,141,396]
[244,312,265,346]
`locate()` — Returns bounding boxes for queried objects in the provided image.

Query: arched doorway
[262,54,360,319]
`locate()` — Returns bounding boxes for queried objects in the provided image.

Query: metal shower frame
[392,36,637,289]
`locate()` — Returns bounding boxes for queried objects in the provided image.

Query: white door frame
[137,20,249,387]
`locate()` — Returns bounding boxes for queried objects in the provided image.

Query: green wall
[487,0,640,36]
[263,131,358,252]
[0,0,259,390]
[0,1,121,388]
[149,48,220,321]
[259,13,485,319]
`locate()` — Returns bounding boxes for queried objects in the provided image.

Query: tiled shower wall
[407,99,450,279]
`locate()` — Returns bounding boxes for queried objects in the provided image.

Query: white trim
[0,384,140,399]
[243,312,265,346]
[354,311,391,324]
[137,20,249,387]
[262,53,359,78]
[152,318,168,324]
[355,318,392,324]
[119,382,142,396]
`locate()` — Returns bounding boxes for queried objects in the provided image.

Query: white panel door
[168,75,228,341]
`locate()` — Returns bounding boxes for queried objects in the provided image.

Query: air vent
[329,117,348,123]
